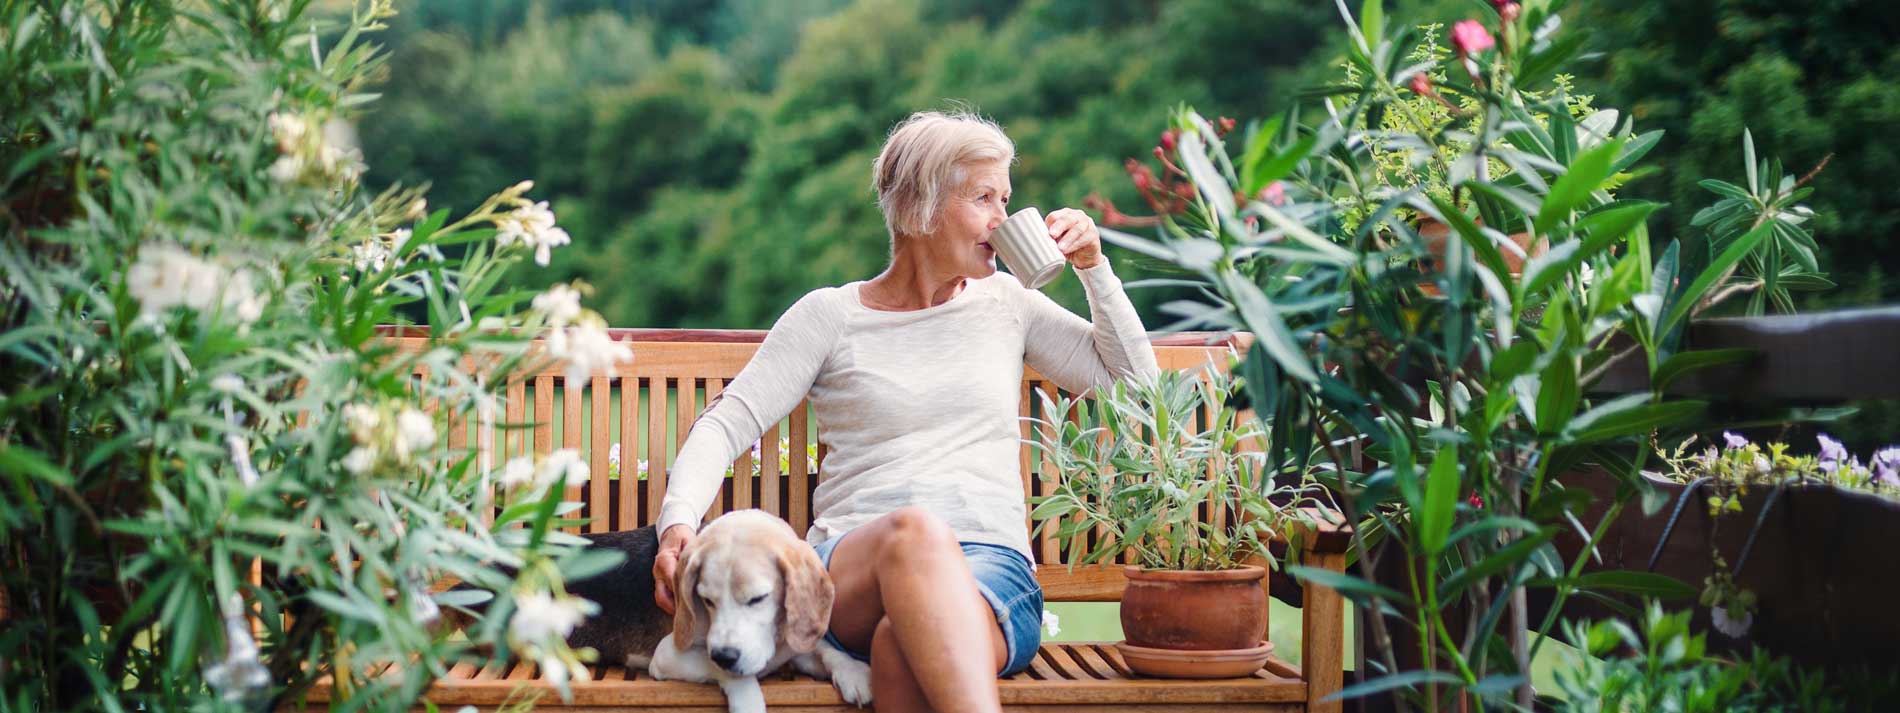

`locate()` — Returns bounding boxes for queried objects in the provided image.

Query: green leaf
[1218,271,1319,383]
[1518,30,1590,88]
[1560,395,1706,444]
[1652,348,1755,391]
[1324,670,1466,702]
[1243,133,1317,198]
[1418,446,1460,555]
[1429,195,1512,289]
[1287,565,1413,606]
[1549,570,1697,600]
[1359,0,1384,54]
[1535,137,1626,235]
[1535,356,1579,436]
[1437,529,1557,599]
[1662,221,1773,335]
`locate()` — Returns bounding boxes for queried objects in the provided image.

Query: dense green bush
[1,2,623,708]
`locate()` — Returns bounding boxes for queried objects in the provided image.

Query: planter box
[1553,467,1900,669]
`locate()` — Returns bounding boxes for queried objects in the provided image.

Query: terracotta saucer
[1114,640,1274,679]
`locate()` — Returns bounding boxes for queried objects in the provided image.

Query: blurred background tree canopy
[357,0,1899,330]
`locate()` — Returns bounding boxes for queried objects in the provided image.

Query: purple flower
[1875,447,1900,486]
[1818,434,1848,464]
[1723,431,1749,450]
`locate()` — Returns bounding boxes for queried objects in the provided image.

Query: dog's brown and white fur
[647,510,872,711]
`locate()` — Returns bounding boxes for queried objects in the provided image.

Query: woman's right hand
[653,524,695,614]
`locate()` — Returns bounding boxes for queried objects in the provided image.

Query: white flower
[342,403,380,436]
[550,319,633,385]
[127,244,203,317]
[1042,609,1062,637]
[1711,606,1753,638]
[341,447,376,475]
[210,374,245,394]
[636,459,649,476]
[268,112,308,149]
[533,283,584,328]
[395,408,435,460]
[1753,455,1772,476]
[538,448,590,487]
[268,155,303,183]
[351,241,390,272]
[608,442,621,471]
[1578,262,1596,295]
[498,455,537,488]
[509,590,594,644]
[495,201,571,266]
[221,268,266,324]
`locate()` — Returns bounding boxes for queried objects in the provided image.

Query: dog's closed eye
[745,594,768,606]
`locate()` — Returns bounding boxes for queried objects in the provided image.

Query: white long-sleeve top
[656,260,1159,560]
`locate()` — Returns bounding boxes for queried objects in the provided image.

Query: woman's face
[931,161,1012,278]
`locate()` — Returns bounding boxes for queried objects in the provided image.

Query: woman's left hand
[1046,207,1104,269]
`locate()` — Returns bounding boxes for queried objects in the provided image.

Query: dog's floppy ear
[775,539,835,653]
[670,542,706,651]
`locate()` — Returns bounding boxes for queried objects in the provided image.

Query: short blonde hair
[872,110,1015,237]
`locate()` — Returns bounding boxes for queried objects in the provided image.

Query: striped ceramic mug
[990,207,1066,290]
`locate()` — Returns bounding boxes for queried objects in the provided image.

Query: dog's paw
[826,655,873,707]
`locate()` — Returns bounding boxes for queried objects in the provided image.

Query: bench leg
[1302,551,1346,713]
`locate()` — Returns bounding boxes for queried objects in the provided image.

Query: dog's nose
[709,647,741,672]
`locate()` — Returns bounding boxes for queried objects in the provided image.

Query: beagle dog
[503,509,872,712]
[648,509,872,710]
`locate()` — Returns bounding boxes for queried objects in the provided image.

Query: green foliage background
[357,0,1898,324]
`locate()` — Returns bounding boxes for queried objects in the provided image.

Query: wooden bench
[296,328,1350,712]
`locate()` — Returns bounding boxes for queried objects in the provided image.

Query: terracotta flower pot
[1416,218,1548,296]
[1117,565,1272,678]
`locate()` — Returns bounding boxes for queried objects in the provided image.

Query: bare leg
[827,507,1010,713]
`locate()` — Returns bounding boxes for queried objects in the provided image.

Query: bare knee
[879,506,958,560]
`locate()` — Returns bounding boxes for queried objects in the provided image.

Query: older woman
[652,110,1157,712]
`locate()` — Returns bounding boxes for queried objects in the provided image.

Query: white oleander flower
[495,201,571,266]
[351,240,390,272]
[509,590,594,644]
[342,403,380,437]
[550,318,633,385]
[498,455,537,488]
[268,155,303,183]
[127,244,202,318]
[395,408,435,460]
[267,112,308,150]
[538,448,589,487]
[533,283,584,328]
[210,374,245,394]
[341,447,376,475]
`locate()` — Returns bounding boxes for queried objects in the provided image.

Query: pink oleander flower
[1498,2,1520,23]
[1259,181,1287,206]
[1451,20,1495,56]
[1409,73,1433,96]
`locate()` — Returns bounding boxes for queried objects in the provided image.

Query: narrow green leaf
[1535,137,1626,235]
[1324,670,1466,702]
[1560,395,1706,444]
[1652,348,1755,391]
[1287,565,1414,606]
[1661,221,1772,334]
[1438,529,1557,599]
[1535,356,1579,436]
[1418,446,1460,555]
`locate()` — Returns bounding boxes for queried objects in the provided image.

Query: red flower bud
[1499,2,1520,23]
[1467,492,1484,509]
[1409,73,1433,96]
[1217,117,1236,135]
[1159,129,1179,153]
[1153,145,1166,161]
[1259,181,1287,206]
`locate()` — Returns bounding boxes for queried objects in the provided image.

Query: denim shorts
[812,534,1044,676]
